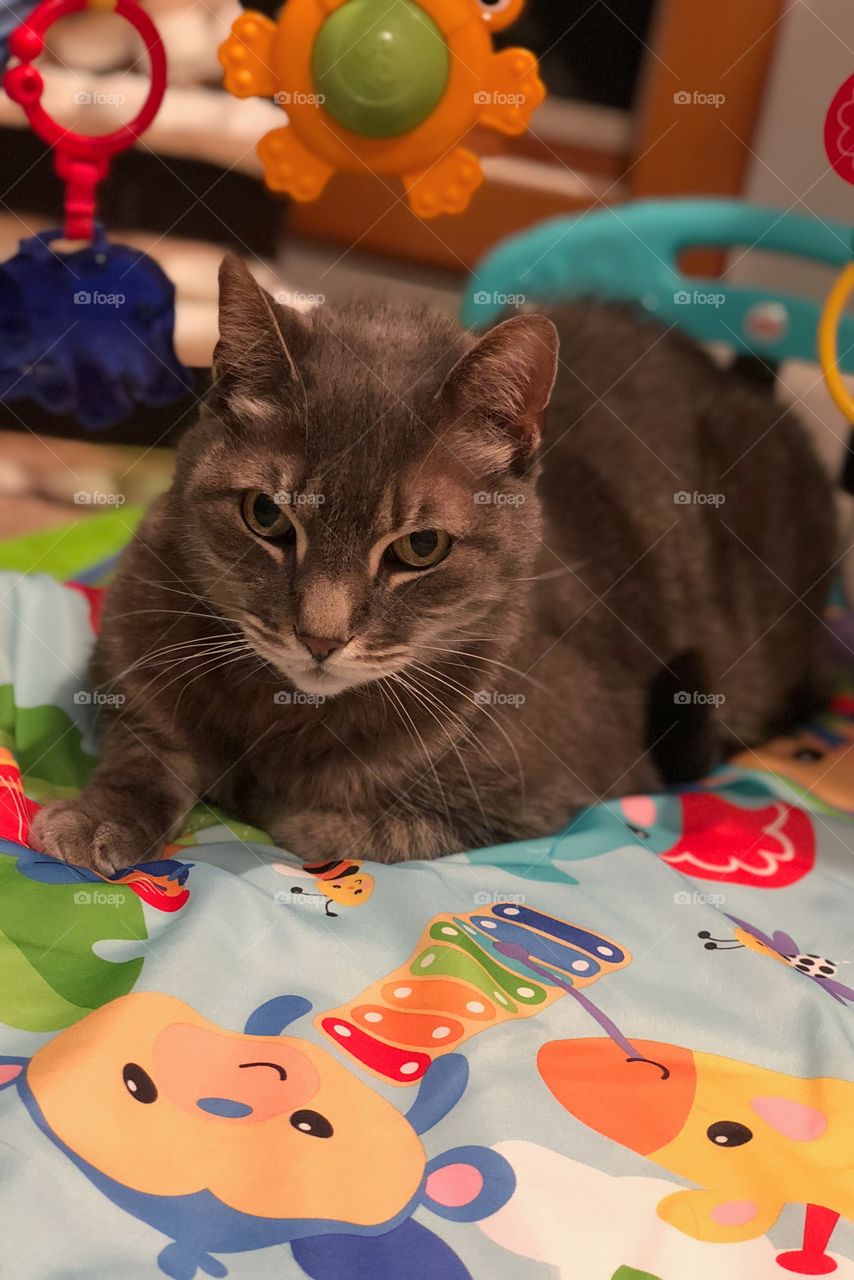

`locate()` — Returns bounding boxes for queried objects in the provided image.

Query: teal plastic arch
[461,198,854,369]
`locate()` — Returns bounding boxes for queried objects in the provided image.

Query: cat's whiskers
[123,578,235,628]
[506,564,584,583]
[105,607,246,633]
[381,676,453,831]
[123,576,258,641]
[125,575,211,607]
[407,660,526,801]
[152,645,256,715]
[130,639,253,705]
[171,645,261,721]
[233,648,283,689]
[389,670,491,832]
[402,662,521,787]
[102,634,248,690]
[138,639,249,673]
[370,685,433,817]
[415,644,549,692]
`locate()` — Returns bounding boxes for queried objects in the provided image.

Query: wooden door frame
[629,0,788,199]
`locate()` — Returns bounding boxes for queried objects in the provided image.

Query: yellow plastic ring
[819,261,854,423]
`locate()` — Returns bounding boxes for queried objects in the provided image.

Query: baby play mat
[0,572,853,1280]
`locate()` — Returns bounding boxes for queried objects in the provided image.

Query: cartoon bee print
[272,858,374,916]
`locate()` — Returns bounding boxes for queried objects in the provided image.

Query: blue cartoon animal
[7,841,192,911]
[551,780,815,890]
[0,991,513,1279]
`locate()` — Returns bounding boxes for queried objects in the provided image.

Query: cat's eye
[241,490,294,540]
[385,529,452,571]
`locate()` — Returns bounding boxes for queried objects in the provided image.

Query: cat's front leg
[29,720,200,875]
[269,807,457,864]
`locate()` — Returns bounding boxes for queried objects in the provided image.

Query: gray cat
[30,255,836,870]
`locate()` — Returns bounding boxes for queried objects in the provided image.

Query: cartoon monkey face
[28,993,425,1225]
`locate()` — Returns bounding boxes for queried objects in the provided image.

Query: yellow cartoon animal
[538,1036,854,1274]
[272,857,374,914]
[0,991,514,1277]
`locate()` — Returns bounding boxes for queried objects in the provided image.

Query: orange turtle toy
[219,0,545,217]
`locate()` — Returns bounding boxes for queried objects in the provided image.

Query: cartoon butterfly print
[700,916,854,1006]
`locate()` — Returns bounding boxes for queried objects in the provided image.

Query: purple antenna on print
[494,938,669,1079]
[700,916,854,1007]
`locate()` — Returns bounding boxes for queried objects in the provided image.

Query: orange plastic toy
[219,0,545,218]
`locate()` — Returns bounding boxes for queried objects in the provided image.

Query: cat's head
[172,255,558,698]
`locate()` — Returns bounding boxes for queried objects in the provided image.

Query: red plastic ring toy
[3,0,167,239]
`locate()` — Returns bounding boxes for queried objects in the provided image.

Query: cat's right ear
[439,314,559,467]
[212,253,309,415]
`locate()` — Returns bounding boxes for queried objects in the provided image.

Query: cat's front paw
[29,797,156,876]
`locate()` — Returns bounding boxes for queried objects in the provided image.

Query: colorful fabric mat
[0,505,144,585]
[0,572,852,1280]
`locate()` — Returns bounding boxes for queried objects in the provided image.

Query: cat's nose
[294,629,351,662]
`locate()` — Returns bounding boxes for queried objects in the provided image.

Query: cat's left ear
[439,315,559,461]
[212,253,310,409]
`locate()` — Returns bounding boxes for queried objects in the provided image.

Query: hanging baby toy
[0,0,193,430]
[219,0,545,218]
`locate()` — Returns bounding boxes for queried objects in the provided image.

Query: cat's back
[538,300,831,547]
[531,300,835,719]
[541,301,750,477]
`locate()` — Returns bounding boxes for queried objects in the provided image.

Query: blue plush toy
[0,227,193,430]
